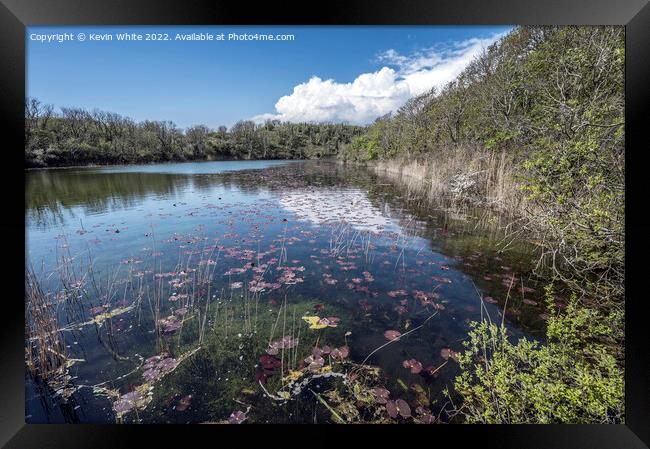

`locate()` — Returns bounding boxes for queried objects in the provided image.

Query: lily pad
[228,410,247,424]
[440,347,459,362]
[385,400,398,418]
[402,359,423,374]
[395,399,411,417]
[370,387,390,404]
[384,330,401,341]
[302,315,328,330]
[176,394,192,412]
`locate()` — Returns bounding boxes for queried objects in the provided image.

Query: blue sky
[27,26,512,129]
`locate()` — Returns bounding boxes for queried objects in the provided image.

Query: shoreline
[24,156,328,171]
[337,151,528,219]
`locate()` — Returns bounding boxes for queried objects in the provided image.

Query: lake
[26,160,548,424]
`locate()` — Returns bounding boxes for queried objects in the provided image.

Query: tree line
[24,100,364,167]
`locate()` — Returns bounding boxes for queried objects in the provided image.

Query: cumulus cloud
[253,33,505,124]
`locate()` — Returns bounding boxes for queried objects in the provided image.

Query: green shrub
[452,285,624,424]
[344,134,378,161]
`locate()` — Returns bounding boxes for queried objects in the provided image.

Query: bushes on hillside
[341,26,625,305]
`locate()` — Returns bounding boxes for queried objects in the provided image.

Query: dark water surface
[26,160,548,423]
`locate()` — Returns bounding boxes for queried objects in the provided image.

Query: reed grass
[361,146,528,216]
[25,269,67,379]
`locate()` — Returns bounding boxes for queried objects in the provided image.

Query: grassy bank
[343,145,525,216]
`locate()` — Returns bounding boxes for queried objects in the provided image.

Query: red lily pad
[371,387,390,404]
[176,394,192,412]
[228,410,247,424]
[440,347,459,362]
[385,400,398,418]
[395,399,411,417]
[384,330,401,341]
[402,359,423,374]
[330,345,350,360]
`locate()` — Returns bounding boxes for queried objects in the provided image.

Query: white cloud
[253,33,505,125]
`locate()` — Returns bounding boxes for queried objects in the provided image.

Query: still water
[26,160,547,423]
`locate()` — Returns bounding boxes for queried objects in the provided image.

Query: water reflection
[27,171,192,227]
[279,189,398,232]
[26,161,296,228]
[26,160,547,424]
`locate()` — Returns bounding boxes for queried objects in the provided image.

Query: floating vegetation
[402,359,423,374]
[26,161,551,424]
[266,335,299,355]
[228,410,248,424]
[113,389,151,418]
[94,346,202,420]
[87,304,136,327]
[25,269,67,379]
[386,399,411,419]
[383,330,401,341]
[302,315,341,330]
[175,394,193,412]
[440,347,459,362]
[143,354,180,382]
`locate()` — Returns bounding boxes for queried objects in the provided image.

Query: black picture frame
[1,0,648,447]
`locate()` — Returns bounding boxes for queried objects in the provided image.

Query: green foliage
[518,26,625,300]
[340,26,625,306]
[24,102,364,167]
[521,132,624,301]
[484,130,517,150]
[345,132,380,161]
[453,285,624,424]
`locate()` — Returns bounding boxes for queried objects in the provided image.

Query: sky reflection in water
[25,160,544,423]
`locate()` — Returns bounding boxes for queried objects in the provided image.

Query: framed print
[1,0,648,447]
